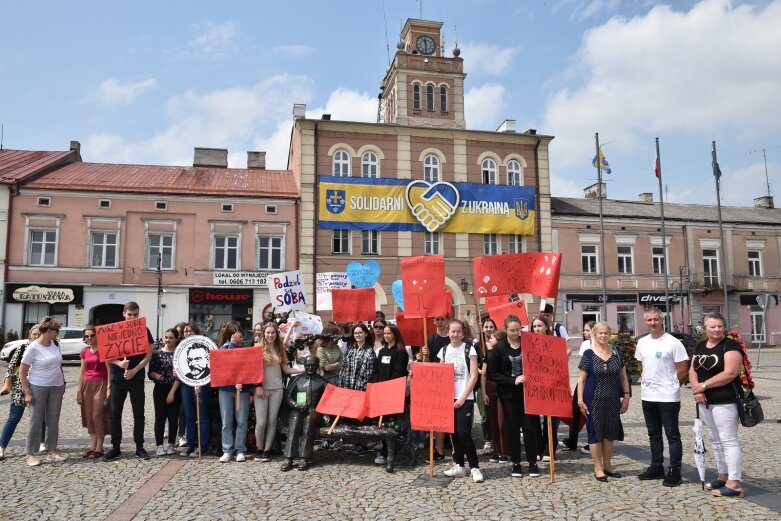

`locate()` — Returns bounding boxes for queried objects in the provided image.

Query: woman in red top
[76,325,110,458]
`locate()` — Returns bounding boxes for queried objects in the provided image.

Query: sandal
[82,450,95,459]
[87,451,104,459]
[604,470,622,478]
[705,479,727,491]
[712,486,744,498]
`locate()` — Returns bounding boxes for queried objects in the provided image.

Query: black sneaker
[498,455,511,463]
[135,447,150,460]
[426,452,445,463]
[528,463,541,477]
[103,448,121,462]
[511,463,523,477]
[663,469,682,487]
[638,466,666,480]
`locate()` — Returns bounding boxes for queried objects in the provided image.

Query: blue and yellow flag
[592,149,612,174]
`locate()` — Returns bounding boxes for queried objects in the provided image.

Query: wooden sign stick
[548,416,556,483]
[236,388,240,411]
[196,391,202,464]
[327,415,341,435]
[378,415,383,428]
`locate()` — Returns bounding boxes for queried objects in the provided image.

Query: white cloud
[464,83,507,129]
[83,74,314,167]
[85,78,157,106]
[271,45,314,58]
[460,43,520,76]
[719,160,780,206]
[189,20,238,58]
[551,0,623,21]
[310,88,377,123]
[549,174,586,198]
[543,0,781,170]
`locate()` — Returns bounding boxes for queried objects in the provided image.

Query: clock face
[416,35,436,55]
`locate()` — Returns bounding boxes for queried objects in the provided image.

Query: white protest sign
[292,312,324,335]
[173,335,218,387]
[316,272,350,310]
[267,270,308,313]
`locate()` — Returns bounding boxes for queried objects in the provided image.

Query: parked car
[0,327,88,362]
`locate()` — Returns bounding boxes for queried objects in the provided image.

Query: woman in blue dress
[577,321,631,482]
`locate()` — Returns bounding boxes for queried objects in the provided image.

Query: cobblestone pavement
[1,348,779,520]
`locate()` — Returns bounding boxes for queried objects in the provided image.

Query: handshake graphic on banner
[405,180,460,232]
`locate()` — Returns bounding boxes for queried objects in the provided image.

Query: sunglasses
[373,325,384,329]
[84,333,96,338]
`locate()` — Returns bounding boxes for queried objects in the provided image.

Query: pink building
[5,147,298,339]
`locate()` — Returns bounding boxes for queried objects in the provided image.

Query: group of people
[0,301,752,498]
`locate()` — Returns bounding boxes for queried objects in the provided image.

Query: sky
[1,0,780,208]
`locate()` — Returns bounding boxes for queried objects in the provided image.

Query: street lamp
[156,253,163,343]
[460,278,469,292]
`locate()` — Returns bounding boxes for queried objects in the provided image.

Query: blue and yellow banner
[318,176,536,234]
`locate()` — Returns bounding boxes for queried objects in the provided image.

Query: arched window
[361,151,379,178]
[482,158,497,185]
[507,159,523,186]
[440,85,448,112]
[423,154,440,182]
[332,149,350,177]
[426,84,435,111]
[412,84,421,110]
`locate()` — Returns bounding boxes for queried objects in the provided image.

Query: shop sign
[213,272,270,287]
[11,285,74,304]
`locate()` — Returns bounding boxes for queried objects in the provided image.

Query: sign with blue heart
[346,260,381,289]
[391,279,404,310]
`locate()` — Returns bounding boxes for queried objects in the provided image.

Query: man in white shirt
[635,307,689,487]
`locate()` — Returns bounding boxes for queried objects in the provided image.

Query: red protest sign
[473,252,561,299]
[209,347,264,387]
[365,377,407,418]
[395,312,425,346]
[315,384,366,421]
[520,332,571,418]
[331,288,376,322]
[97,317,151,362]
[484,295,507,309]
[410,363,454,433]
[487,299,529,328]
[401,255,447,318]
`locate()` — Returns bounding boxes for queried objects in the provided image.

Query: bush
[0,328,5,346]
[5,330,18,342]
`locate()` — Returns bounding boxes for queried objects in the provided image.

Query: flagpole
[656,138,671,326]
[712,141,730,325]
[595,133,608,316]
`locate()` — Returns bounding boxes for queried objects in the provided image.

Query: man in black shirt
[104,301,155,462]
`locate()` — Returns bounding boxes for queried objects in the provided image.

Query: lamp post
[155,252,162,343]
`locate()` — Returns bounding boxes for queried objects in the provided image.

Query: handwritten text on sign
[473,252,561,299]
[267,269,308,313]
[331,288,376,322]
[315,384,366,421]
[410,363,454,433]
[365,377,407,418]
[520,332,571,418]
[97,317,150,362]
[394,312,425,346]
[209,347,264,387]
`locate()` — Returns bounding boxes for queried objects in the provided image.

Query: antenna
[0,124,3,151]
[382,0,391,65]
[750,145,779,198]
[455,25,459,48]
[419,0,423,19]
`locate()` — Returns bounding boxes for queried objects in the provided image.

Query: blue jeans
[642,400,682,471]
[218,390,250,454]
[181,384,211,452]
[0,403,25,448]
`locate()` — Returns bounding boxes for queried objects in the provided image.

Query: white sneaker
[236,452,246,462]
[155,445,166,457]
[166,444,176,455]
[219,452,232,463]
[444,464,467,477]
[579,446,590,455]
[374,454,386,465]
[541,455,551,462]
[177,436,187,448]
[39,443,46,453]
[471,468,484,483]
[26,455,41,467]
[481,441,492,455]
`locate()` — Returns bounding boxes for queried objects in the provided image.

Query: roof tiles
[0,149,74,183]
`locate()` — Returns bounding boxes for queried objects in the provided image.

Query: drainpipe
[1,184,16,331]
[533,136,542,251]
[313,121,319,314]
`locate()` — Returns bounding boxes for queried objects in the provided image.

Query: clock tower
[379,19,466,129]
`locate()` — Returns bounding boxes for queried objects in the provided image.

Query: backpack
[441,343,481,394]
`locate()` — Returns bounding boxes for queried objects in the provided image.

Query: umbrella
[692,418,707,489]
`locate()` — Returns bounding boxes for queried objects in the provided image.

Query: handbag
[733,381,763,427]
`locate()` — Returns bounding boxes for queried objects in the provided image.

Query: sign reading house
[8,284,81,304]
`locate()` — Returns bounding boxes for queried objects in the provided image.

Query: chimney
[496,119,516,133]
[584,182,607,199]
[292,103,306,119]
[639,192,653,203]
[69,140,82,161]
[193,147,228,168]
[754,196,775,209]
[247,151,266,170]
